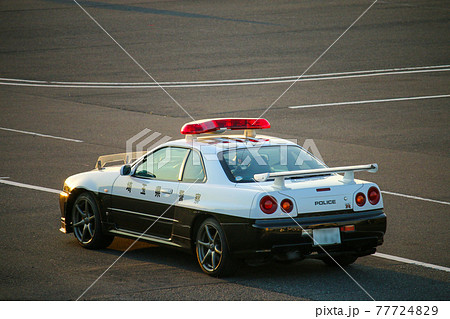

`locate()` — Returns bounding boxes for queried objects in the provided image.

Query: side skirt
[108,229,182,248]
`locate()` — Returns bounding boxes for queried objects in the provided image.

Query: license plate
[313,227,341,246]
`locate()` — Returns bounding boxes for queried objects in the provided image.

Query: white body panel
[64,167,121,194]
[63,134,383,220]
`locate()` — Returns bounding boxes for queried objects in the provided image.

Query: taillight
[368,186,380,205]
[340,225,355,232]
[260,196,277,214]
[280,199,293,213]
[355,192,366,206]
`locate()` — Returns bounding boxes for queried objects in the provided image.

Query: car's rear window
[218,145,326,183]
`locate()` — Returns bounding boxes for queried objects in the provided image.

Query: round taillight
[355,192,366,206]
[368,186,380,205]
[260,196,277,214]
[280,199,293,213]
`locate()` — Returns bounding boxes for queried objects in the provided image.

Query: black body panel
[59,188,112,234]
[60,189,386,261]
[107,195,175,239]
[222,209,386,259]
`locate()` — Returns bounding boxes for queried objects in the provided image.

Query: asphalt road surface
[0,0,449,301]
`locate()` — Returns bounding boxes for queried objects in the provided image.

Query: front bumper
[59,191,71,233]
[223,209,386,259]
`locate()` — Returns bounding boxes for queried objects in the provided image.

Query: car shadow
[88,237,449,301]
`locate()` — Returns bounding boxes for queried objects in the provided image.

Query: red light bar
[180,118,270,135]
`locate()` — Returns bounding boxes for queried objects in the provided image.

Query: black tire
[195,218,237,277]
[322,254,358,267]
[71,192,114,249]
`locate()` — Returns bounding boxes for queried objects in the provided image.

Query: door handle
[161,188,173,195]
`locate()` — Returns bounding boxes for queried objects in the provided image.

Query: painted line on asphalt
[381,190,450,206]
[4,64,449,84]
[0,178,61,194]
[1,177,448,206]
[373,253,450,272]
[0,127,83,143]
[288,94,450,109]
[0,65,448,89]
[1,178,448,209]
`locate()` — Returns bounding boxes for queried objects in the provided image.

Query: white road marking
[373,253,450,272]
[2,65,447,85]
[382,190,450,205]
[0,65,448,89]
[0,178,61,194]
[288,94,450,109]
[0,127,83,143]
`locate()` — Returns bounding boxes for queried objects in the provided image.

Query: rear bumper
[223,209,386,259]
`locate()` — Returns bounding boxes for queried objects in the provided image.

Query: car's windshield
[219,145,326,183]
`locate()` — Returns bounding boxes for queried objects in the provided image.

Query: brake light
[260,196,277,214]
[181,118,270,135]
[280,199,293,213]
[355,192,366,206]
[368,186,380,205]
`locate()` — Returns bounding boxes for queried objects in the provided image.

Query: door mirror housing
[120,164,132,176]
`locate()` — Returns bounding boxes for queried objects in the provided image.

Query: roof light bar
[180,118,270,135]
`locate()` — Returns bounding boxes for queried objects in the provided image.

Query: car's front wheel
[195,218,236,277]
[72,192,114,249]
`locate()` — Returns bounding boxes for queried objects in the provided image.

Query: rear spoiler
[95,151,147,169]
[254,164,378,189]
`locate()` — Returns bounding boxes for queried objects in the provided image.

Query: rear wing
[254,164,378,189]
[95,151,147,169]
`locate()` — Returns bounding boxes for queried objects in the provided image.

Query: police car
[59,118,386,276]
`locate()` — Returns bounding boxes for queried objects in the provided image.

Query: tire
[72,192,114,249]
[195,218,237,277]
[322,254,358,267]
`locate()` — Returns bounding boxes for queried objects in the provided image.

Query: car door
[109,147,190,239]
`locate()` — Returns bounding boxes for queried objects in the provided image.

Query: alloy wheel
[73,197,96,245]
[197,224,223,272]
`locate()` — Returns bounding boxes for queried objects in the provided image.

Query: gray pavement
[0,0,449,301]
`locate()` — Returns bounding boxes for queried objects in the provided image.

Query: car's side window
[181,150,206,183]
[134,147,189,181]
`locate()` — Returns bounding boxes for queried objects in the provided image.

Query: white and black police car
[59,118,386,276]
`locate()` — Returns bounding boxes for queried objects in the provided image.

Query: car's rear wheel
[321,254,358,267]
[195,218,236,277]
[72,192,114,249]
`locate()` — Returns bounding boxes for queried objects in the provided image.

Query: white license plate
[313,227,341,246]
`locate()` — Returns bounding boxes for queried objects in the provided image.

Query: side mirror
[120,164,132,176]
